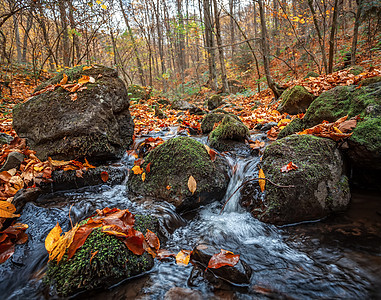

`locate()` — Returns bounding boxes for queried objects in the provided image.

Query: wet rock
[127,137,229,212]
[209,115,249,152]
[189,244,252,288]
[254,135,350,225]
[0,151,25,172]
[278,118,304,139]
[260,122,278,132]
[277,85,316,115]
[45,165,128,192]
[13,187,42,213]
[164,287,203,300]
[171,99,193,110]
[12,65,134,164]
[45,214,159,297]
[207,95,223,110]
[0,133,13,145]
[127,84,150,101]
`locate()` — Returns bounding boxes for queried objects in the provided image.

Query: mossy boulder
[277,85,316,115]
[278,118,304,139]
[127,137,229,211]
[127,84,150,101]
[170,99,193,110]
[251,135,350,225]
[304,71,320,79]
[201,111,241,134]
[358,76,381,86]
[209,115,249,152]
[207,94,223,110]
[12,65,134,164]
[227,79,246,94]
[349,65,364,76]
[45,214,159,297]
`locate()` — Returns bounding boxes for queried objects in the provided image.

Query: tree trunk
[229,0,235,56]
[258,0,282,99]
[12,14,22,63]
[58,0,70,66]
[351,0,363,65]
[176,0,186,81]
[213,0,229,93]
[119,0,145,85]
[67,0,80,66]
[203,0,217,90]
[21,11,33,64]
[328,0,340,73]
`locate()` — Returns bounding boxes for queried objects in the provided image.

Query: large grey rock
[12,65,134,164]
[245,135,350,225]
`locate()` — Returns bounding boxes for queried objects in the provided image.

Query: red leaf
[146,162,151,173]
[67,220,101,259]
[100,171,109,182]
[123,229,145,255]
[207,249,240,269]
[0,240,14,263]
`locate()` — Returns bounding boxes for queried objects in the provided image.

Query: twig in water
[219,178,295,214]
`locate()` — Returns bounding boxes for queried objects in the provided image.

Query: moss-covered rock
[45,214,159,297]
[249,135,350,225]
[201,111,240,134]
[12,65,134,163]
[170,99,193,110]
[304,71,320,79]
[207,94,222,110]
[209,115,249,152]
[277,85,316,115]
[358,76,381,86]
[127,84,150,101]
[349,65,364,76]
[127,137,229,211]
[278,118,304,139]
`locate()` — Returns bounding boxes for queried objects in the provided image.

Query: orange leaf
[188,175,197,195]
[123,229,145,255]
[141,172,146,182]
[66,222,101,259]
[82,66,92,71]
[207,249,240,269]
[59,73,68,85]
[70,93,78,101]
[0,171,12,182]
[100,171,109,182]
[280,162,298,173]
[176,249,191,265]
[45,222,62,253]
[258,168,265,192]
[132,165,143,175]
[89,250,98,264]
[0,201,19,218]
[101,225,127,238]
[77,75,90,84]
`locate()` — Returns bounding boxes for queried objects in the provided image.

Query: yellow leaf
[277,119,291,127]
[82,66,92,71]
[132,165,143,175]
[101,4,107,9]
[34,165,44,172]
[49,225,79,263]
[45,222,62,253]
[142,172,146,182]
[258,168,266,192]
[188,175,197,195]
[0,201,20,218]
[176,250,191,265]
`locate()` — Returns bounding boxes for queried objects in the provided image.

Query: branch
[219,177,295,214]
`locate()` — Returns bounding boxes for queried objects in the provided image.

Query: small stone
[0,151,25,172]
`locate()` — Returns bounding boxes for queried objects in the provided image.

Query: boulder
[201,110,239,134]
[154,105,167,119]
[127,84,150,101]
[171,99,193,110]
[227,79,246,94]
[189,244,252,288]
[248,135,350,225]
[277,85,316,115]
[45,214,160,297]
[349,65,364,76]
[127,137,229,211]
[0,133,13,145]
[0,151,25,172]
[358,76,381,86]
[209,115,249,152]
[12,65,134,164]
[207,94,223,110]
[164,287,203,300]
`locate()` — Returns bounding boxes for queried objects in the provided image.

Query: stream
[0,130,380,299]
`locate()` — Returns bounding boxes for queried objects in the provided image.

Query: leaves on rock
[258,168,266,192]
[188,175,197,195]
[207,249,240,269]
[132,165,143,175]
[100,171,109,182]
[280,162,298,173]
[45,222,62,253]
[0,201,19,218]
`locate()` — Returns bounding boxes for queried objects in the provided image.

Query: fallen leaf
[258,168,266,192]
[45,222,62,253]
[100,171,109,182]
[0,201,19,218]
[280,162,298,173]
[89,250,98,264]
[141,172,146,182]
[146,162,151,173]
[145,229,160,250]
[82,66,92,71]
[70,93,78,101]
[156,249,176,260]
[188,176,197,195]
[208,249,240,269]
[132,165,143,175]
[60,73,68,85]
[176,249,191,265]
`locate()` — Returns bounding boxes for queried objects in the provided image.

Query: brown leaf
[156,249,176,260]
[123,229,145,255]
[145,229,160,250]
[0,171,12,182]
[59,73,68,85]
[188,175,197,195]
[146,162,151,173]
[207,249,240,269]
[70,93,78,101]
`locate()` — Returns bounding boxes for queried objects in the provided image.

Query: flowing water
[1,131,380,299]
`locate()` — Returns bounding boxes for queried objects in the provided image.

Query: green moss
[209,115,249,151]
[349,65,364,76]
[278,118,305,138]
[280,85,311,106]
[358,76,381,86]
[127,84,147,100]
[201,111,241,134]
[350,117,381,152]
[128,137,226,209]
[45,215,156,297]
